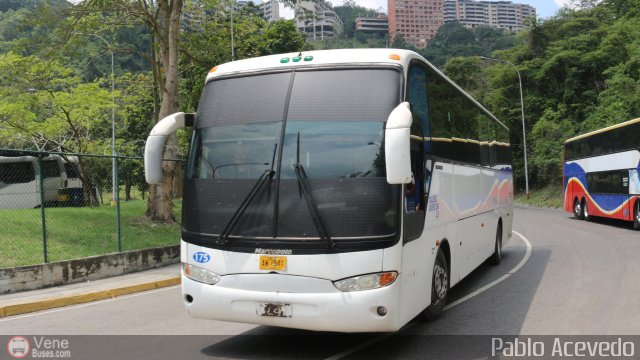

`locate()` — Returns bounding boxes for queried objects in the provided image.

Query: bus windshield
[183,68,402,251]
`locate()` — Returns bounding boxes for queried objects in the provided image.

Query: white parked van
[0,155,67,208]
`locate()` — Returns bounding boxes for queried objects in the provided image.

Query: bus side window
[629,169,640,195]
[404,63,428,241]
[407,64,428,210]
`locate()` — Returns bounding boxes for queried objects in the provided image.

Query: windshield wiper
[218,143,278,245]
[293,132,334,250]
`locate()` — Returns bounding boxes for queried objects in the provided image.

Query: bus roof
[565,117,640,143]
[206,49,421,81]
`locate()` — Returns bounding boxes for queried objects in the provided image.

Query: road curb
[0,277,181,318]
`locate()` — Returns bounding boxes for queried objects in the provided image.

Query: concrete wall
[0,246,180,294]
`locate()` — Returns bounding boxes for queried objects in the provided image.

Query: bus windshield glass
[184,68,402,250]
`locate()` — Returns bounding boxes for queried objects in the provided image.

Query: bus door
[628,169,639,220]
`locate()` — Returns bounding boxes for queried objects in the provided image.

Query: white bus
[145,49,513,332]
[0,155,67,208]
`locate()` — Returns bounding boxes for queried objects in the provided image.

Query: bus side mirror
[385,102,413,184]
[145,112,194,184]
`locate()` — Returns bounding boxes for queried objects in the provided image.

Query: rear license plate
[258,302,292,318]
[259,255,287,271]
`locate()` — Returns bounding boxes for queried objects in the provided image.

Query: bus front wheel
[489,223,503,265]
[419,249,449,322]
[573,198,583,220]
[634,201,640,230]
[582,198,591,221]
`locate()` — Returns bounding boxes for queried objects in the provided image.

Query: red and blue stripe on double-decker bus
[564,161,638,221]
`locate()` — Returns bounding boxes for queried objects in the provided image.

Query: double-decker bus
[564,118,640,228]
[145,49,513,332]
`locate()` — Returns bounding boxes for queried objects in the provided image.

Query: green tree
[443,56,488,101]
[117,72,155,201]
[424,22,515,68]
[180,14,304,112]
[477,1,640,190]
[0,53,116,204]
[77,0,186,222]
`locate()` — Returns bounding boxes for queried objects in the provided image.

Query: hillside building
[295,0,343,39]
[387,0,445,48]
[355,15,389,34]
[259,0,280,22]
[444,0,536,32]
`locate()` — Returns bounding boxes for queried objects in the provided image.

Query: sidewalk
[0,264,181,318]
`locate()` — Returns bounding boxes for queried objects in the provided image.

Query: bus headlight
[333,271,398,292]
[183,263,220,285]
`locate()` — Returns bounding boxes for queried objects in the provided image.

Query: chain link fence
[0,149,184,269]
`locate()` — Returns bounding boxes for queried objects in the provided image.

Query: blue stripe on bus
[564,162,586,189]
[590,194,629,212]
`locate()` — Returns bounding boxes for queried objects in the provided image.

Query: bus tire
[419,249,449,322]
[489,223,503,265]
[634,201,640,230]
[573,198,583,220]
[582,198,590,221]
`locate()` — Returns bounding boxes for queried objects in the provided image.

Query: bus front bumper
[181,274,403,333]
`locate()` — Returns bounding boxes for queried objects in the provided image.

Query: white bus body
[145,49,513,332]
[62,156,83,189]
[0,155,67,208]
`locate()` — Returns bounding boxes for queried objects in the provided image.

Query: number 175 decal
[193,252,211,263]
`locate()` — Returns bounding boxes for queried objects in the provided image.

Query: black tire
[419,249,449,321]
[573,198,583,220]
[634,201,640,230]
[582,198,591,222]
[489,223,503,265]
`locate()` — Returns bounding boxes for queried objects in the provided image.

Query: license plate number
[259,255,287,271]
[258,302,292,318]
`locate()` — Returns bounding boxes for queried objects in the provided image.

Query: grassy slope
[514,184,564,209]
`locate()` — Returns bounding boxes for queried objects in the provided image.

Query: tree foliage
[0,0,311,220]
[0,52,114,152]
[181,14,304,112]
[423,22,516,68]
[441,2,640,190]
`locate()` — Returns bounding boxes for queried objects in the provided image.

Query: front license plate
[259,255,287,271]
[258,302,292,318]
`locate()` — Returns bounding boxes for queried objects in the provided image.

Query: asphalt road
[2,206,640,359]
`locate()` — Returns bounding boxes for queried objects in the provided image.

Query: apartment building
[444,0,536,31]
[259,0,280,22]
[388,0,445,48]
[355,15,389,34]
[295,0,343,39]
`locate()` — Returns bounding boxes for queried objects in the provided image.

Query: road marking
[325,231,532,360]
[0,286,179,323]
[443,230,532,310]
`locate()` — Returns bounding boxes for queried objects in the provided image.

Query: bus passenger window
[405,142,425,212]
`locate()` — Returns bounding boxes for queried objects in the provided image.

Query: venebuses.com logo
[6,336,30,359]
[5,336,71,359]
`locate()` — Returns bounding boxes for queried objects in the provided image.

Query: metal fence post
[116,155,122,252]
[37,154,48,263]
